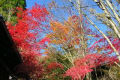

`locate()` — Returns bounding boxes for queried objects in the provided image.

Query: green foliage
[0,0,26,24]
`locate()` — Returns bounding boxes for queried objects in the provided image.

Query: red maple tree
[7,3,49,78]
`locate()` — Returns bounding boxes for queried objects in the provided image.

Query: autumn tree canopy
[7,3,50,79]
[1,0,120,80]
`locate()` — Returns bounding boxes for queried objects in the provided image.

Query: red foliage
[65,54,117,80]
[16,51,43,78]
[47,62,64,71]
[74,54,117,67]
[7,4,49,78]
[88,37,120,55]
[65,66,92,80]
[105,38,120,52]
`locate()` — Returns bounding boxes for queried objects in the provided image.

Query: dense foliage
[0,0,26,23]
[3,0,120,80]
[8,4,49,79]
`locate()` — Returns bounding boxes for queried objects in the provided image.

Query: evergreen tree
[0,0,26,24]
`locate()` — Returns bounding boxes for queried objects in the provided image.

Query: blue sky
[26,0,42,8]
[25,0,109,36]
[26,0,51,8]
[25,0,109,49]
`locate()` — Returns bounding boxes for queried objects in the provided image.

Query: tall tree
[45,0,120,80]
[45,14,117,80]
[84,0,120,62]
